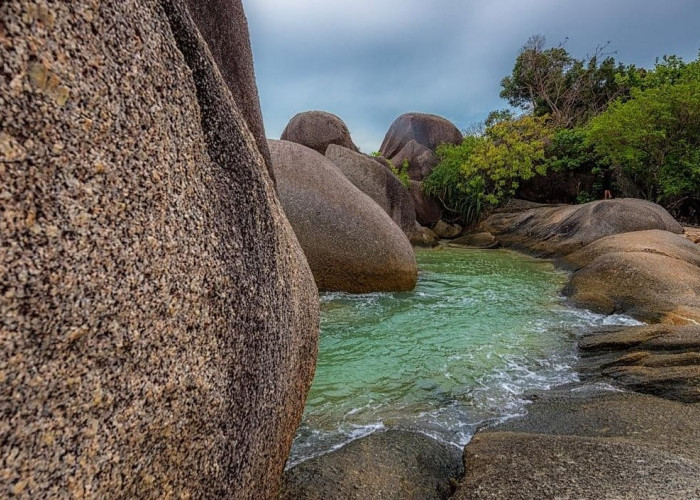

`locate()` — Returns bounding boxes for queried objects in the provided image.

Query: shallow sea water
[288,247,641,466]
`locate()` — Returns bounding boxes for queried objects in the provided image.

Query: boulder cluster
[272,110,468,293]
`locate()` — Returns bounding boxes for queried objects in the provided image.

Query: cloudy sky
[244,0,700,153]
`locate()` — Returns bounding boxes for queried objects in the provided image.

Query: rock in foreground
[1,1,318,498]
[454,391,700,499]
[282,431,463,500]
[281,110,359,155]
[270,140,417,293]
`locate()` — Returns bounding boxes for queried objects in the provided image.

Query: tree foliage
[424,116,553,223]
[500,35,630,127]
[587,63,700,204]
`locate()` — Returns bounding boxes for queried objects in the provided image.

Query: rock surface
[454,390,700,499]
[281,431,463,500]
[281,110,359,155]
[564,251,700,323]
[0,1,318,498]
[448,232,499,249]
[410,180,442,226]
[380,112,462,166]
[269,140,417,293]
[480,198,683,257]
[563,229,700,270]
[325,145,416,235]
[410,223,439,247]
[387,139,439,181]
[579,324,700,402]
[185,0,272,177]
[432,220,463,239]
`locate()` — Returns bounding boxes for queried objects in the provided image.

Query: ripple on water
[288,248,643,467]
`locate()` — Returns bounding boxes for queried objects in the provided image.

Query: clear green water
[289,247,640,465]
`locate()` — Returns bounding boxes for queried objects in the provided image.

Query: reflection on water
[289,247,641,466]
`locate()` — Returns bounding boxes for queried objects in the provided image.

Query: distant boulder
[281,110,359,155]
[380,112,462,181]
[388,139,439,181]
[270,140,417,293]
[325,145,416,235]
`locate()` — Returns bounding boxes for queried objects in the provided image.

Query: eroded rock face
[387,139,439,181]
[480,198,683,257]
[282,431,463,500]
[579,324,700,403]
[0,1,318,498]
[281,110,359,155]
[325,145,416,235]
[269,140,418,293]
[410,180,442,226]
[185,0,272,178]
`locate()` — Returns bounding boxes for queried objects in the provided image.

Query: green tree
[500,35,629,127]
[424,115,553,223]
[587,69,700,205]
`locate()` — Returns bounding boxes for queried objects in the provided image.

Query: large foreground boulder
[480,198,683,257]
[185,0,272,178]
[282,431,463,499]
[269,140,418,292]
[281,110,359,155]
[1,1,318,498]
[325,145,417,235]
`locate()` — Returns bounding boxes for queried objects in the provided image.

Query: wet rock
[454,390,700,499]
[579,324,700,402]
[1,1,318,498]
[432,220,463,239]
[281,431,463,500]
[326,145,417,235]
[480,198,683,257]
[269,140,417,293]
[448,233,499,249]
[281,110,359,155]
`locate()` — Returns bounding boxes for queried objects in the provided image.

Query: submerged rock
[281,431,463,500]
[325,145,417,235]
[269,140,418,293]
[0,1,318,497]
[281,110,359,155]
[480,198,683,257]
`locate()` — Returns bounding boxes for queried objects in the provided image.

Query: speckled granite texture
[185,0,273,179]
[0,1,318,498]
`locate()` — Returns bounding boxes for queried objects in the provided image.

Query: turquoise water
[289,247,640,465]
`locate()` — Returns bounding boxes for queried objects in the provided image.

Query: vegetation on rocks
[425,37,700,224]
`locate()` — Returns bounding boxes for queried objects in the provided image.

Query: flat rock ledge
[454,390,700,499]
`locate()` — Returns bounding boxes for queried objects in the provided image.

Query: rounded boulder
[281,110,359,155]
[270,140,418,293]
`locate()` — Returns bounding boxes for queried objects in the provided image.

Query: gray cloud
[244,0,700,152]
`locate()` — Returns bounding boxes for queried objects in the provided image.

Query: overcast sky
[244,0,700,153]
